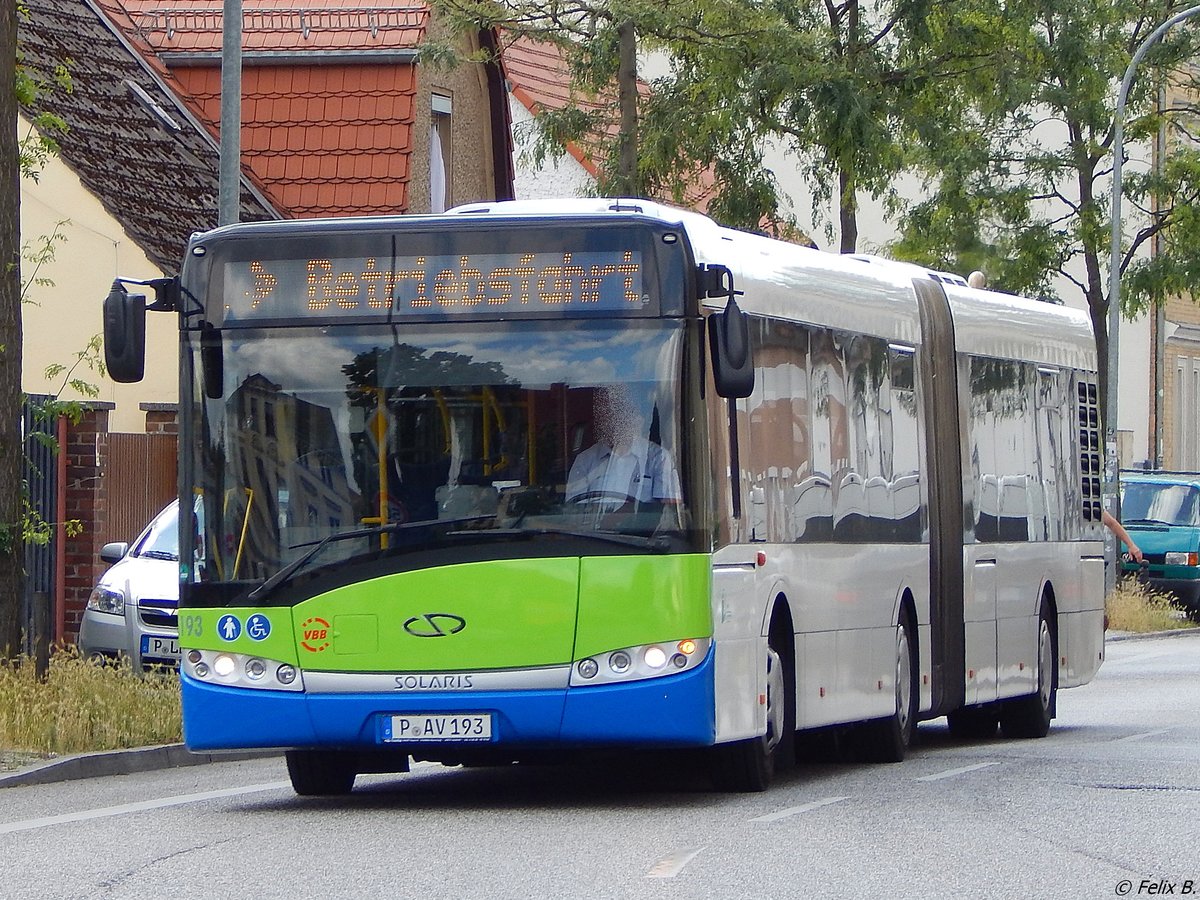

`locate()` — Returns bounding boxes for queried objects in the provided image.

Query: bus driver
[565,386,681,506]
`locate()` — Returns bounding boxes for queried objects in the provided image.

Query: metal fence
[21,395,57,655]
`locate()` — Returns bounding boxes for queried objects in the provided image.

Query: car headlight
[86,587,125,616]
[1164,551,1198,566]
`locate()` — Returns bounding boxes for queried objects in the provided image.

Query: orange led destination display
[223,250,648,321]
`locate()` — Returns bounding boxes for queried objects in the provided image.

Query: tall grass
[0,648,181,754]
[1107,577,1198,634]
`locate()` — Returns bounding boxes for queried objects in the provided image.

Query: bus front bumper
[181,649,716,751]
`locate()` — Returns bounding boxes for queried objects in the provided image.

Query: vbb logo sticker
[300,616,331,653]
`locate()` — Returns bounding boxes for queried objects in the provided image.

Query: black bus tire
[1000,600,1057,739]
[286,749,357,796]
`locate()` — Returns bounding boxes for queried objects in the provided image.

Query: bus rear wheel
[286,750,357,796]
[711,628,794,792]
[1000,601,1056,739]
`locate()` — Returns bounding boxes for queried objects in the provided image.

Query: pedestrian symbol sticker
[246,614,271,641]
[217,614,241,642]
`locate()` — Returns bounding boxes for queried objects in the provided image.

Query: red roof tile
[117,0,427,53]
[96,2,506,218]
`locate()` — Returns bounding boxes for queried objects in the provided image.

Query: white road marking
[1112,728,1174,743]
[646,847,704,878]
[0,781,292,836]
[916,762,1000,782]
[749,795,850,823]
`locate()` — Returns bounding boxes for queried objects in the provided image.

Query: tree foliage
[434,0,1200,415]
[2,5,75,657]
[893,0,1200,409]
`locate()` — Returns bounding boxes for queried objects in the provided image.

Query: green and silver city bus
[103,199,1106,795]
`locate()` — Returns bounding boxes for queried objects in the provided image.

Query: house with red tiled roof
[500,34,716,211]
[16,0,516,642]
[502,35,619,199]
[110,0,514,216]
[19,0,515,431]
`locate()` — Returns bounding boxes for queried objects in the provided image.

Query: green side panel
[292,558,581,672]
[575,554,712,658]
[178,608,299,664]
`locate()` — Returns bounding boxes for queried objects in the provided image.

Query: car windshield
[133,503,179,560]
[187,319,698,593]
[1121,482,1200,526]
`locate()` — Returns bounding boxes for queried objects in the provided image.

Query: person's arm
[1102,509,1144,563]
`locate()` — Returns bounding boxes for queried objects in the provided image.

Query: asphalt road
[2,631,1198,900]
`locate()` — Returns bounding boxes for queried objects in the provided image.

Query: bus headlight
[569,637,711,686]
[577,658,599,679]
[183,648,304,691]
[643,647,667,669]
[1165,551,1198,566]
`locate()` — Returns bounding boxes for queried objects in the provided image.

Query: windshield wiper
[1121,518,1173,526]
[246,516,494,602]
[138,550,179,561]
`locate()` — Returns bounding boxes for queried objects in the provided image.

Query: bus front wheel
[286,750,357,796]
[711,625,795,792]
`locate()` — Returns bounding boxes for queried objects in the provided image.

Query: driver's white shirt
[566,438,681,503]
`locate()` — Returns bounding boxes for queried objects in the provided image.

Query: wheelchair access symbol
[246,614,271,641]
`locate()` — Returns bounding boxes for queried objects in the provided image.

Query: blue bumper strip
[182,649,716,751]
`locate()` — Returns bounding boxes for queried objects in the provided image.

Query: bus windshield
[187,319,697,596]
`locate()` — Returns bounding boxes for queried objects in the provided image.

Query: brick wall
[141,402,179,436]
[61,404,113,640]
[58,403,179,645]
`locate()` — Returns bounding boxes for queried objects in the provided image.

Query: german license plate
[384,714,492,743]
[140,635,181,659]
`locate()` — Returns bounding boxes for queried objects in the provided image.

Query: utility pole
[218,0,243,226]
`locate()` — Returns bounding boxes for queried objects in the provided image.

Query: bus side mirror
[709,297,754,398]
[103,281,146,383]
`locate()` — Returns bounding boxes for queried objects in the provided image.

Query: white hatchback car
[78,500,181,670]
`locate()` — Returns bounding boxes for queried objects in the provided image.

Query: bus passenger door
[964,557,998,705]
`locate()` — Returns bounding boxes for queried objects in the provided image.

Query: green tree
[433,0,1010,245]
[2,6,72,658]
[892,0,1200,413]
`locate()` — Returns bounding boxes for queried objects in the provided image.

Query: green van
[1119,471,1200,618]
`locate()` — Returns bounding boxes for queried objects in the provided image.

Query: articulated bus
[103,198,1105,794]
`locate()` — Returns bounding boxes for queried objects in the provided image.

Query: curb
[1106,626,1200,642]
[0,744,279,789]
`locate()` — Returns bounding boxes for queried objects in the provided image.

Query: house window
[431,93,453,212]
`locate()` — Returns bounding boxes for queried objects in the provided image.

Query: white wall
[19,114,179,433]
[509,97,595,200]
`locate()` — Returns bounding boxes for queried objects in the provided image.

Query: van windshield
[1121,482,1200,527]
